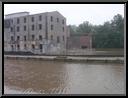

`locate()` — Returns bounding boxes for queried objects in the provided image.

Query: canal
[4,58,124,94]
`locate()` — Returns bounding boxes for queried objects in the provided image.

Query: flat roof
[5,11,29,16]
[4,11,66,19]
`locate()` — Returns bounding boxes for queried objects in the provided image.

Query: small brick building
[67,34,92,49]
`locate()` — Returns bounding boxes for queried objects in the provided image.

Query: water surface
[4,59,124,94]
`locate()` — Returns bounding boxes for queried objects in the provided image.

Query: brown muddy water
[4,58,125,94]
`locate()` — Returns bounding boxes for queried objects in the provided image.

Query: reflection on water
[4,59,124,94]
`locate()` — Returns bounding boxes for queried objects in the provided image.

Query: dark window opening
[32,44,35,50]
[11,27,13,32]
[39,15,42,21]
[11,19,13,24]
[17,26,20,32]
[24,17,26,23]
[62,20,64,24]
[31,17,34,22]
[24,44,27,49]
[51,16,53,22]
[63,36,65,41]
[51,35,53,40]
[63,27,64,32]
[39,35,42,40]
[32,35,35,41]
[4,20,11,28]
[17,44,20,50]
[17,18,20,24]
[40,44,42,49]
[24,25,26,31]
[32,25,34,31]
[51,25,53,30]
[39,24,42,30]
[24,36,26,41]
[57,18,59,22]
[39,44,43,52]
[17,36,20,41]
[11,36,14,41]
[11,45,14,51]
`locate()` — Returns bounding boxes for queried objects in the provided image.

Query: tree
[76,21,92,34]
[68,25,77,35]
[68,14,124,48]
[93,14,124,48]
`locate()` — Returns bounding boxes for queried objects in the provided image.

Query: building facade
[4,11,70,54]
[67,34,92,49]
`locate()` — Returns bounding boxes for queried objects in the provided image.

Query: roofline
[51,11,66,19]
[5,11,29,16]
[4,11,66,20]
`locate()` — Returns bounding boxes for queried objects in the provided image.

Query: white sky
[4,4,124,26]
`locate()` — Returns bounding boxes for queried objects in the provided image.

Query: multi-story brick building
[4,11,70,54]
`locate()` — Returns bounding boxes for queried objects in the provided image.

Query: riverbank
[4,50,124,57]
[4,55,124,63]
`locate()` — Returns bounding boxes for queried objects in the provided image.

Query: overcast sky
[4,4,124,26]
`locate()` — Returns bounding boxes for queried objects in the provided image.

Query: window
[62,20,64,24]
[51,16,53,22]
[39,15,42,21]
[11,36,14,41]
[11,19,13,24]
[17,44,20,50]
[17,26,20,32]
[24,17,26,23]
[32,44,35,50]
[51,35,53,40]
[24,44,27,49]
[31,17,34,22]
[39,35,42,40]
[17,18,20,24]
[39,24,42,30]
[17,36,20,41]
[57,18,59,22]
[11,27,13,32]
[32,25,34,31]
[4,20,10,28]
[32,35,35,41]
[63,36,65,41]
[39,44,42,52]
[63,27,64,32]
[11,45,14,51]
[24,25,26,31]
[24,36,26,41]
[57,36,60,43]
[51,25,53,30]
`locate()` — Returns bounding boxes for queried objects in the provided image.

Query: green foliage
[69,14,124,48]
[76,21,92,34]
[68,25,77,35]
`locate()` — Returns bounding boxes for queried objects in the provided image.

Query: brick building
[67,34,92,49]
[4,11,70,54]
